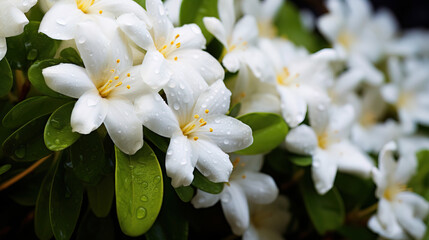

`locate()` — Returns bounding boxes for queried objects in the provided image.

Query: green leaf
[76,210,115,240]
[0,164,11,175]
[227,102,241,118]
[133,0,145,8]
[144,127,170,153]
[175,186,195,202]
[338,225,377,240]
[115,144,163,237]
[87,175,115,218]
[34,157,57,240]
[408,150,429,200]
[70,131,105,185]
[335,173,375,210]
[3,96,71,129]
[180,0,218,42]
[49,151,84,240]
[23,21,59,61]
[288,154,312,167]
[44,101,80,151]
[0,58,13,96]
[300,171,345,234]
[235,112,288,155]
[5,33,27,69]
[28,59,68,98]
[2,115,52,162]
[191,169,224,194]
[60,48,83,66]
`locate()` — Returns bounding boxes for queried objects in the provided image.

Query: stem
[281,169,305,191]
[0,155,52,191]
[356,203,378,218]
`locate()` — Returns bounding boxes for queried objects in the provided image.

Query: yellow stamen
[242,175,246,179]
[115,82,122,87]
[176,42,181,48]
[127,85,130,89]
[205,109,209,114]
[193,136,199,141]
[174,56,178,61]
[99,10,102,14]
[114,76,119,80]
[116,59,120,63]
[76,0,94,13]
[127,73,130,77]
[194,114,199,119]
[209,128,213,132]
[175,34,180,39]
[170,41,174,45]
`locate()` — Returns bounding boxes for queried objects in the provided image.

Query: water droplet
[56,18,66,26]
[142,181,148,188]
[223,139,229,144]
[179,83,185,89]
[55,139,60,144]
[173,103,180,110]
[222,192,231,203]
[50,119,63,129]
[87,97,98,106]
[78,36,86,44]
[140,195,148,202]
[158,4,165,16]
[14,146,26,158]
[136,207,147,219]
[153,175,161,183]
[317,104,325,111]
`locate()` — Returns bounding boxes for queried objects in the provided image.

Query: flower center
[276,67,299,87]
[337,31,355,50]
[180,109,212,141]
[317,132,329,149]
[397,92,413,108]
[257,20,277,38]
[383,184,407,201]
[359,111,377,127]
[76,0,94,13]
[97,59,131,98]
[158,34,181,59]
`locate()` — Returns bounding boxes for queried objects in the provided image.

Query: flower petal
[39,3,83,40]
[191,189,221,208]
[393,193,429,240]
[192,139,232,183]
[173,24,206,50]
[10,0,37,12]
[0,4,29,37]
[43,63,95,98]
[117,13,154,50]
[312,148,338,195]
[194,80,231,115]
[236,172,278,204]
[89,0,151,26]
[201,115,253,153]
[0,37,5,60]
[146,0,174,45]
[333,141,374,178]
[166,134,196,187]
[285,124,318,156]
[231,15,258,45]
[140,49,171,90]
[277,86,307,128]
[203,17,228,47]
[221,182,249,235]
[217,0,235,35]
[222,50,242,73]
[368,198,406,239]
[394,154,417,185]
[71,89,108,134]
[135,93,180,138]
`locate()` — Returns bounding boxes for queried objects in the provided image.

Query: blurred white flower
[240,0,282,39]
[42,20,152,155]
[136,80,253,187]
[387,29,429,58]
[118,0,224,88]
[285,105,374,194]
[192,154,278,235]
[39,0,150,40]
[164,0,182,26]
[0,0,37,60]
[203,0,273,81]
[368,141,429,240]
[243,195,291,240]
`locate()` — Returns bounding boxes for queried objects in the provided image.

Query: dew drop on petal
[56,18,66,26]
[173,103,180,110]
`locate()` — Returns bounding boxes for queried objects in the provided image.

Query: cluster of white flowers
[2,0,429,239]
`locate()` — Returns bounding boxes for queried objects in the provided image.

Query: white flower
[203,0,273,81]
[381,57,429,134]
[387,29,429,58]
[243,195,291,240]
[368,142,429,240]
[117,0,224,88]
[285,105,374,194]
[240,0,282,38]
[39,0,150,40]
[135,79,253,187]
[164,0,182,26]
[260,38,338,127]
[42,20,153,155]
[191,154,278,236]
[0,0,37,60]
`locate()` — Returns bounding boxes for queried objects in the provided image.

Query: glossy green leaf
[49,151,84,240]
[115,144,163,237]
[144,127,170,153]
[60,48,83,66]
[175,186,195,202]
[34,157,57,240]
[408,150,429,200]
[23,21,59,61]
[28,59,68,98]
[335,173,375,210]
[300,171,345,234]
[288,155,312,167]
[0,58,13,96]
[44,102,80,151]
[0,164,11,175]
[180,0,218,42]
[76,210,115,240]
[338,225,377,240]
[191,169,223,194]
[235,112,288,155]
[70,132,105,185]
[2,115,52,162]
[5,33,27,69]
[3,96,70,129]
[87,175,114,218]
[227,102,241,118]
[133,0,145,8]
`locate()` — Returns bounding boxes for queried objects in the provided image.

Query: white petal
[380,83,399,104]
[10,0,37,12]
[393,194,429,240]
[194,80,231,115]
[312,149,338,195]
[166,134,196,187]
[117,13,154,50]
[39,3,83,40]
[368,199,406,239]
[201,115,253,153]
[394,154,417,185]
[173,24,206,50]
[109,66,151,100]
[71,89,108,134]
[221,182,249,235]
[334,141,374,178]
[377,141,398,186]
[236,172,278,204]
[239,92,281,116]
[135,93,180,138]
[173,49,224,85]
[203,17,228,47]
[140,49,171,90]
[89,0,151,26]
[230,154,263,173]
[192,139,232,183]
[231,15,258,45]
[261,0,282,19]
[191,189,221,208]
[217,0,235,35]
[0,37,5,60]
[285,125,318,156]
[104,98,143,155]
[222,50,242,73]
[0,4,29,37]
[396,192,429,220]
[308,99,330,136]
[146,0,174,45]
[317,14,342,42]
[243,47,275,82]
[278,86,307,128]
[43,63,95,98]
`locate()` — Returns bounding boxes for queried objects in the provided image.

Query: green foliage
[180,0,218,43]
[115,144,163,237]
[44,102,80,151]
[175,186,195,202]
[227,102,241,118]
[408,150,429,200]
[28,59,68,98]
[144,127,170,153]
[76,210,115,240]
[288,154,312,167]
[3,96,70,129]
[133,0,146,8]
[0,164,11,175]
[235,112,288,155]
[0,58,13,96]
[60,48,84,66]
[87,176,115,218]
[2,115,52,162]
[49,151,84,240]
[300,171,345,235]
[191,169,224,194]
